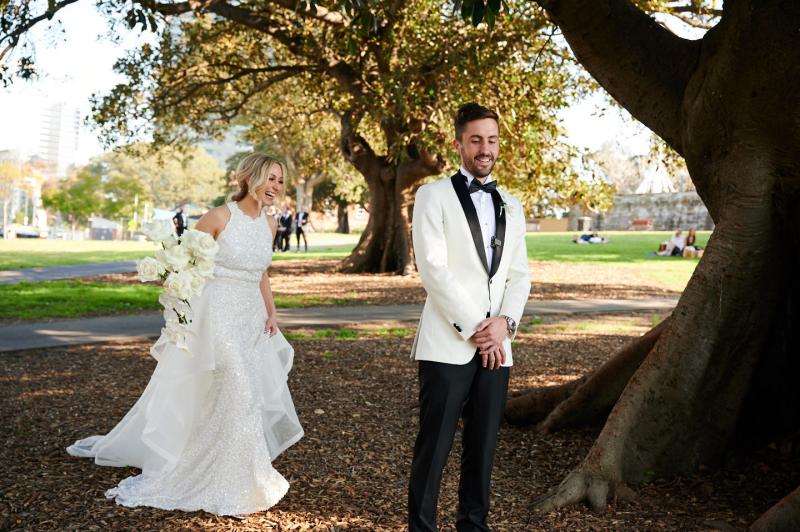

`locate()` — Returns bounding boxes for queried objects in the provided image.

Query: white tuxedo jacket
[410,172,532,366]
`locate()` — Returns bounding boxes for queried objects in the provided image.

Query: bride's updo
[228,153,286,205]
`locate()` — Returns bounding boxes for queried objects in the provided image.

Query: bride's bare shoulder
[195,205,232,237]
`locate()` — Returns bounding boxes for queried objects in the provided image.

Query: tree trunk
[335,198,349,234]
[527,1,800,527]
[295,173,325,213]
[339,171,417,274]
[338,113,444,274]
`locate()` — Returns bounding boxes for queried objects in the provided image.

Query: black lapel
[450,172,490,275]
[489,189,506,278]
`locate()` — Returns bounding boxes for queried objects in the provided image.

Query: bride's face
[254,163,284,206]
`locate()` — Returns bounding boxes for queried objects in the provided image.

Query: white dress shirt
[461,167,497,271]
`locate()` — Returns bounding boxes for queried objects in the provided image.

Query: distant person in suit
[295,209,310,252]
[172,208,186,237]
[279,208,293,252]
[271,207,282,251]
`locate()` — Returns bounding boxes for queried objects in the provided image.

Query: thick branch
[205,70,302,119]
[1,0,81,58]
[340,112,386,183]
[537,0,702,154]
[667,5,722,16]
[138,0,196,16]
[162,64,312,110]
[267,0,346,25]
[396,146,446,190]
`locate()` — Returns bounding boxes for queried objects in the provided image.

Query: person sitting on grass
[573,232,608,244]
[685,228,703,251]
[656,229,686,256]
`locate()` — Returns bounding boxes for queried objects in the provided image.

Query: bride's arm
[194,205,231,239]
[260,271,278,336]
[261,215,279,335]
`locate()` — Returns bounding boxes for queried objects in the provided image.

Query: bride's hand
[264,314,278,337]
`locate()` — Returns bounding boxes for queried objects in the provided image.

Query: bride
[67,153,304,516]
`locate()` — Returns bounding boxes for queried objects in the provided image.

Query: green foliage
[41,144,224,224]
[41,164,106,224]
[82,0,598,212]
[98,144,225,209]
[2,0,721,221]
[0,161,24,212]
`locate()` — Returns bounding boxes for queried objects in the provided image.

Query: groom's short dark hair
[455,103,499,140]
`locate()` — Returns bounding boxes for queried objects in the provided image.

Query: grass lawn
[0,281,163,320]
[0,240,158,270]
[272,243,355,261]
[0,231,710,321]
[0,280,368,321]
[0,233,361,270]
[526,231,711,291]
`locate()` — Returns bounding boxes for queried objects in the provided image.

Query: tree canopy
[2,0,605,272]
[41,144,225,225]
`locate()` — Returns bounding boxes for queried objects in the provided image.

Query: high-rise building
[38,102,82,179]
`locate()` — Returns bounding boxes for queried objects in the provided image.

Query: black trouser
[295,227,307,251]
[408,354,509,532]
[280,228,291,251]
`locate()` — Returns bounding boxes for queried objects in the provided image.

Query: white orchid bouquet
[136,220,220,350]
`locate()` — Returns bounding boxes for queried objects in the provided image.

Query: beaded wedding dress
[67,202,304,515]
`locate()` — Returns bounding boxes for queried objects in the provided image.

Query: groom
[408,103,532,531]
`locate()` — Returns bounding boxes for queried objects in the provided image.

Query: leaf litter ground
[2,312,797,531]
[84,259,679,306]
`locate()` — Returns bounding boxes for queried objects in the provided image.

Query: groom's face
[453,117,499,179]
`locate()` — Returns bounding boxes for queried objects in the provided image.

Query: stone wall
[594,192,714,230]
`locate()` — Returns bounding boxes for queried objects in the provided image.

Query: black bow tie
[468,179,497,194]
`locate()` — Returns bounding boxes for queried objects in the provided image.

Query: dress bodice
[213,202,273,283]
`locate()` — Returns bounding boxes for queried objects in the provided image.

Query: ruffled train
[67,278,303,515]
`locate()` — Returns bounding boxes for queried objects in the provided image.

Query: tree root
[505,377,586,426]
[534,469,614,512]
[750,484,800,532]
[505,317,670,431]
[538,317,667,434]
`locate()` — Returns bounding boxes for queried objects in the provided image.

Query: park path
[0,261,138,284]
[0,298,678,352]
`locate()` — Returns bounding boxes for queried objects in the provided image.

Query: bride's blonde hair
[228,153,286,205]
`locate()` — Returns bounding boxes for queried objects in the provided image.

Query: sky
[0,5,702,167]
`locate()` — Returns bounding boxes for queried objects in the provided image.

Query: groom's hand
[480,345,506,370]
[473,317,508,369]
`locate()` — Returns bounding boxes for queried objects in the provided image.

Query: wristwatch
[501,315,517,336]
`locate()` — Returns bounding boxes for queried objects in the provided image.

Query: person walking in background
[272,207,282,252]
[295,209,309,252]
[279,207,293,252]
[172,208,186,237]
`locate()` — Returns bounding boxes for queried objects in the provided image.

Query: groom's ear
[452,137,461,152]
